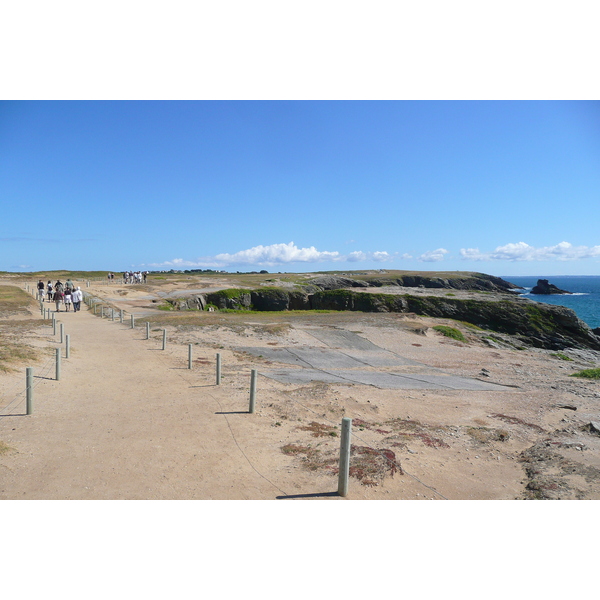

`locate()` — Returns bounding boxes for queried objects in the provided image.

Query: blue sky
[2,100,599,276]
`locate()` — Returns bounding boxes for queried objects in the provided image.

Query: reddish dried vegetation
[491,413,545,432]
[349,445,403,486]
[386,418,450,448]
[298,421,338,437]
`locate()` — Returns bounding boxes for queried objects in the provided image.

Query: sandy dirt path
[0,298,338,499]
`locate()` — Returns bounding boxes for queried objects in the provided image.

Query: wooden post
[162,329,166,350]
[249,369,257,413]
[53,315,57,336]
[131,314,135,329]
[188,344,193,369]
[216,353,221,385]
[111,309,115,321]
[65,334,70,359]
[338,417,352,497]
[55,348,61,381]
[26,367,33,415]
[120,310,123,323]
[146,321,150,340]
[60,323,64,344]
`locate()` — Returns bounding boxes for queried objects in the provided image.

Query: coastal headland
[1,269,600,499]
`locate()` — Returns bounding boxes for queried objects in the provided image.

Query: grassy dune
[0,285,42,372]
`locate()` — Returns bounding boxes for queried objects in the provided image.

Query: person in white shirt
[72,287,83,312]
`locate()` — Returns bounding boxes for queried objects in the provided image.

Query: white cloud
[347,251,367,262]
[460,241,600,262]
[148,242,395,269]
[214,242,340,265]
[418,248,449,262]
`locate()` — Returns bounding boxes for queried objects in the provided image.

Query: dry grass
[298,421,338,438]
[466,427,510,444]
[280,443,337,472]
[0,286,43,372]
[0,332,41,373]
[0,440,14,455]
[0,285,35,315]
[385,418,451,448]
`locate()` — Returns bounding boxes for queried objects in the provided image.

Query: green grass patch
[213,288,252,299]
[551,353,573,361]
[432,325,466,342]
[569,368,600,379]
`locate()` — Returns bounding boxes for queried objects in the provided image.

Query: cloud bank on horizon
[147,242,396,270]
[461,242,600,262]
[145,240,600,271]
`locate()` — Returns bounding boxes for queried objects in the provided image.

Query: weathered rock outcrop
[308,276,370,290]
[204,288,311,311]
[531,279,572,295]
[164,295,206,310]
[308,272,521,294]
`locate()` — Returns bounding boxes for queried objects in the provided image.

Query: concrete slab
[260,368,509,391]
[238,346,421,369]
[243,328,511,391]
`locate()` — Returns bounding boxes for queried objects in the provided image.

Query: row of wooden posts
[23,282,353,497]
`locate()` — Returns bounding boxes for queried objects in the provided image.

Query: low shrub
[433,325,466,342]
[569,368,600,379]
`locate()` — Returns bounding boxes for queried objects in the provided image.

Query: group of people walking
[123,271,147,284]
[37,279,83,312]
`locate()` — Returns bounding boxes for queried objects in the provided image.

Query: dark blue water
[503,276,600,329]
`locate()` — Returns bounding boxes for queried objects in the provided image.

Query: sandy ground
[2,278,600,500]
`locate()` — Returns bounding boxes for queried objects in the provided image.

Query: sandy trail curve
[0,300,331,499]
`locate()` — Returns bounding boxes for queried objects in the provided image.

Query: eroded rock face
[309,276,369,290]
[531,279,572,295]
[308,272,522,294]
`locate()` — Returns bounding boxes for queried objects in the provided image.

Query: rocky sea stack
[531,279,572,295]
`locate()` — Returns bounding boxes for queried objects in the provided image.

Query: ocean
[503,276,600,330]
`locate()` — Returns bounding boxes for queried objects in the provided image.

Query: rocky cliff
[197,287,600,352]
[307,272,522,293]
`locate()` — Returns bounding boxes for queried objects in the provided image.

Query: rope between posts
[272,332,451,499]
[205,388,290,497]
[248,342,448,498]
[88,309,290,497]
[147,330,290,496]
[84,287,448,499]
[257,374,449,500]
[0,354,55,417]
